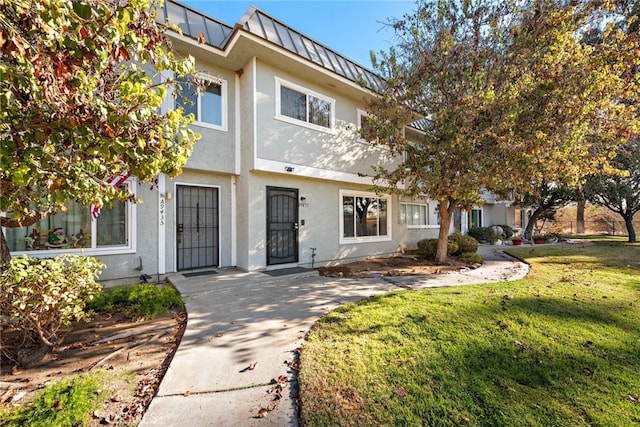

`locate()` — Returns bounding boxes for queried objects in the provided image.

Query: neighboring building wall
[482,203,517,229]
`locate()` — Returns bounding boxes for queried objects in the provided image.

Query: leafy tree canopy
[0,0,199,232]
[364,0,640,262]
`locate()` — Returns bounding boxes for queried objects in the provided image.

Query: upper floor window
[176,74,227,131]
[275,77,334,131]
[357,109,377,142]
[399,202,429,228]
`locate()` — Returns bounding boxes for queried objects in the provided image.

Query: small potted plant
[532,234,545,244]
[510,233,523,246]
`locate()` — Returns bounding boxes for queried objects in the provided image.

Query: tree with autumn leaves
[0,0,200,263]
[584,140,640,243]
[364,0,639,263]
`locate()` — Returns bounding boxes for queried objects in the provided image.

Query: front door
[266,187,299,265]
[176,185,219,271]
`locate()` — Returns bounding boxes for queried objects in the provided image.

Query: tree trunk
[436,200,454,265]
[624,215,636,243]
[576,198,586,234]
[0,228,11,268]
[524,206,545,239]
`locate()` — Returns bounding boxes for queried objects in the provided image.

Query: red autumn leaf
[55,61,69,77]
[79,26,89,40]
[396,386,407,397]
[119,47,130,61]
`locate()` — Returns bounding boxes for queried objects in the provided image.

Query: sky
[181,0,416,69]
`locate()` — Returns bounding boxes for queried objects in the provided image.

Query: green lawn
[299,242,640,426]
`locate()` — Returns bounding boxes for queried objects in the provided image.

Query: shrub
[450,232,479,254]
[460,252,484,264]
[466,227,483,242]
[1,373,107,427]
[497,224,514,239]
[468,226,503,243]
[87,283,184,320]
[0,255,104,365]
[416,238,458,260]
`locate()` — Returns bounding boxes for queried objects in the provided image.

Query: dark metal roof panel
[238,7,383,91]
[161,1,383,91]
[162,0,234,49]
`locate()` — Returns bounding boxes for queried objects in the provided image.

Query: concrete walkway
[140,246,528,427]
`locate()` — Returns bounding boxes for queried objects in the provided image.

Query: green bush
[87,283,184,320]
[497,224,514,239]
[467,226,503,243]
[450,232,479,254]
[460,252,484,264]
[416,238,459,260]
[1,373,107,427]
[0,255,104,364]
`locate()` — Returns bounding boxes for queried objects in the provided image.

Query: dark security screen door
[176,185,219,270]
[266,187,299,265]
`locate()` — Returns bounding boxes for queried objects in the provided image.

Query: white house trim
[230,175,237,267]
[158,174,166,275]
[254,157,376,185]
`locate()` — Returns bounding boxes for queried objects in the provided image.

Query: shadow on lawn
[434,294,640,424]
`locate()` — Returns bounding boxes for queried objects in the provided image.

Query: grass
[0,373,108,427]
[87,283,184,320]
[299,241,640,426]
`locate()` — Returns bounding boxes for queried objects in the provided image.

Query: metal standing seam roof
[161,0,385,92]
[161,0,234,49]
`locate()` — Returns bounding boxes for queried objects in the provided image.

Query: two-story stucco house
[4,1,520,282]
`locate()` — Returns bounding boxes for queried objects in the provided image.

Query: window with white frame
[357,109,377,142]
[469,208,482,228]
[5,183,135,254]
[276,77,334,130]
[176,75,227,130]
[340,190,391,243]
[399,203,428,227]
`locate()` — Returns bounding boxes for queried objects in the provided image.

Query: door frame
[174,183,221,271]
[266,186,299,266]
